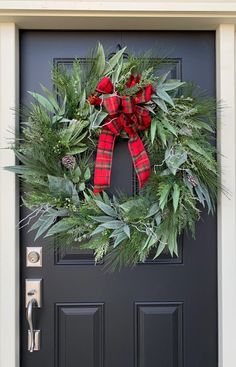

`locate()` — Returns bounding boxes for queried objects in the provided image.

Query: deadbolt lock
[28,251,39,263]
[26,247,42,267]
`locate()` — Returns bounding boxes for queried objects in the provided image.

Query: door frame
[0,3,236,367]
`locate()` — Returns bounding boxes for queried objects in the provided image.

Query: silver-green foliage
[5,43,218,269]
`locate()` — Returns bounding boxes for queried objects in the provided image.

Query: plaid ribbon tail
[93,75,153,194]
[93,128,117,194]
[128,135,151,188]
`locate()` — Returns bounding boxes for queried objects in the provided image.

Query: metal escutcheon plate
[26,247,42,267]
[25,279,42,308]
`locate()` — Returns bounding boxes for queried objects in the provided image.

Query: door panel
[135,302,183,367]
[56,303,104,367]
[20,31,217,367]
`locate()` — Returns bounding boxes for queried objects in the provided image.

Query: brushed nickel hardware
[28,329,40,352]
[26,298,40,352]
[26,247,42,267]
[25,280,42,352]
[25,279,42,307]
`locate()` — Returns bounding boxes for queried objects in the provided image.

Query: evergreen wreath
[6,44,218,269]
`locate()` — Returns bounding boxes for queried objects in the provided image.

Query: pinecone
[62,155,76,169]
[187,175,198,187]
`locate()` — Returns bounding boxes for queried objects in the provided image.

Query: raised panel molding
[55,303,104,367]
[55,246,96,265]
[53,57,183,266]
[135,302,183,367]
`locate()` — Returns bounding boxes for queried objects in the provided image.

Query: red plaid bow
[92,76,153,194]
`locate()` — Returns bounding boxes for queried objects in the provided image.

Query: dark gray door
[20,31,217,367]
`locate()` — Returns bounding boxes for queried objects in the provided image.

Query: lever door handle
[26,298,38,352]
[25,279,42,352]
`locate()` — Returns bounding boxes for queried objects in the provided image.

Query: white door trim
[0,22,19,367]
[216,24,236,367]
[0,13,235,367]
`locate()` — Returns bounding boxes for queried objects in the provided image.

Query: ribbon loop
[96,76,113,94]
[93,76,153,194]
[103,95,120,115]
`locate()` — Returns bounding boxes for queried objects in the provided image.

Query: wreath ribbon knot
[92,76,153,194]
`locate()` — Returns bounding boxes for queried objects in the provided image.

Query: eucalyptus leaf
[172,183,180,213]
[78,182,85,191]
[109,227,126,238]
[162,118,177,136]
[4,165,35,174]
[14,151,40,167]
[159,183,171,211]
[95,200,117,217]
[145,104,156,114]
[174,240,178,256]
[40,84,60,111]
[168,230,177,256]
[195,121,214,133]
[165,147,187,175]
[28,215,50,232]
[96,43,106,76]
[28,91,55,113]
[154,213,161,226]
[58,94,67,116]
[67,146,88,155]
[148,233,159,248]
[160,168,172,176]
[48,175,80,205]
[74,166,82,178]
[140,234,152,252]
[123,224,131,238]
[71,130,88,145]
[162,80,185,91]
[157,123,167,146]
[152,96,168,113]
[101,220,123,229]
[60,124,75,142]
[32,208,65,240]
[80,89,87,109]
[34,215,56,240]
[104,47,127,74]
[120,199,143,213]
[45,218,76,237]
[153,242,166,259]
[158,71,170,84]
[102,191,111,205]
[91,225,106,236]
[91,110,108,128]
[186,140,209,160]
[113,232,127,247]
[84,167,91,180]
[155,87,175,107]
[150,118,158,144]
[194,179,214,213]
[194,183,205,205]
[91,216,114,223]
[112,61,123,84]
[145,202,159,218]
[200,184,214,213]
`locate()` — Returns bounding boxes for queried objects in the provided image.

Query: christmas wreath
[7,44,218,269]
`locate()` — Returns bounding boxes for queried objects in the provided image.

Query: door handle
[25,279,42,352]
[26,298,38,352]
